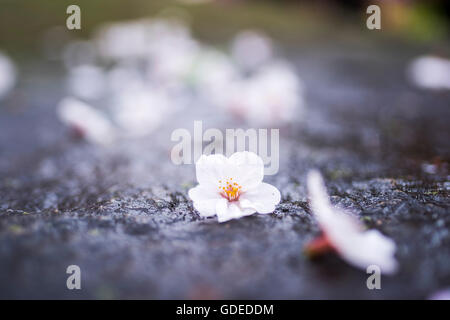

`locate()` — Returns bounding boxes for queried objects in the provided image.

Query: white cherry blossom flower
[306,170,398,274]
[188,152,281,223]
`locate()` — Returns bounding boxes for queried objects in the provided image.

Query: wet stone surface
[0,44,449,299]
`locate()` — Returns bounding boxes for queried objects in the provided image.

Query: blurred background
[0,0,449,299]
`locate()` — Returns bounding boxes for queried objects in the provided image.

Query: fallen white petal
[57,97,116,146]
[0,51,17,99]
[195,154,229,189]
[408,55,450,90]
[188,185,222,217]
[228,151,264,191]
[216,200,255,223]
[307,170,398,274]
[240,182,281,214]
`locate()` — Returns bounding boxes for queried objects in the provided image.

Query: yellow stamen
[218,177,242,201]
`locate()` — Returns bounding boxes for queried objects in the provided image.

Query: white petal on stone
[216,200,255,223]
[0,51,17,100]
[341,230,398,274]
[188,185,222,217]
[408,55,450,90]
[57,97,116,146]
[307,170,361,234]
[228,151,264,191]
[215,198,229,222]
[240,182,281,214]
[195,154,229,188]
[307,170,398,274]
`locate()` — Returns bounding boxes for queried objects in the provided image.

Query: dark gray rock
[0,43,449,299]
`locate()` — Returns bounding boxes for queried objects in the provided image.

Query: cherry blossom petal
[57,97,116,146]
[408,55,450,90]
[228,151,264,191]
[307,170,398,274]
[240,182,281,213]
[188,185,222,217]
[216,199,255,223]
[339,230,398,274]
[195,154,229,188]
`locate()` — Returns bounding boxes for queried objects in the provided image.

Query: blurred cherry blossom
[429,288,450,300]
[57,97,116,146]
[66,64,107,100]
[112,87,174,137]
[306,170,398,274]
[222,61,304,126]
[95,19,152,61]
[0,51,17,100]
[56,16,306,143]
[231,30,274,72]
[408,55,450,90]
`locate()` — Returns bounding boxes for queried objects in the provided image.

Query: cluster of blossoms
[189,152,398,274]
[55,17,304,145]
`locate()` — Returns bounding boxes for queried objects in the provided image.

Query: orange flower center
[218,178,242,201]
